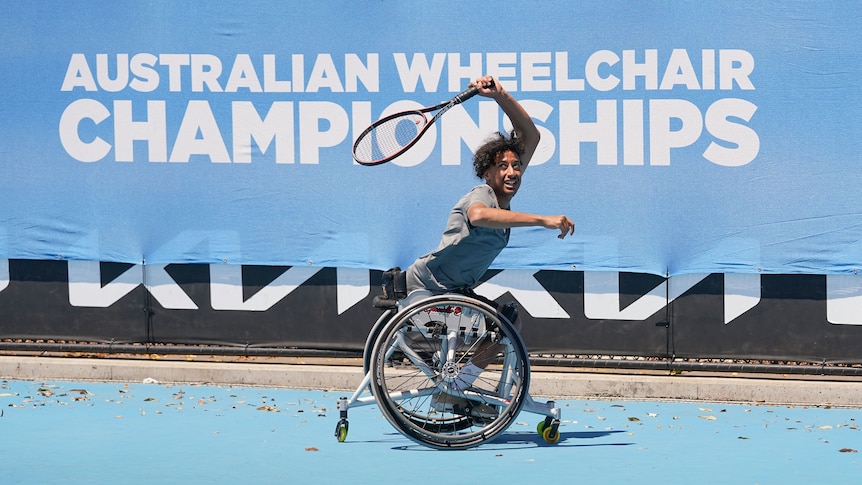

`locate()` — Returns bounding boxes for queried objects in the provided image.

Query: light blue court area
[1,379,859,484]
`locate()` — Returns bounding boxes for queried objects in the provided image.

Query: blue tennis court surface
[1,378,859,484]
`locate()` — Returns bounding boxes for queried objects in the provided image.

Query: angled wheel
[369,294,530,450]
[334,420,348,442]
[542,425,561,444]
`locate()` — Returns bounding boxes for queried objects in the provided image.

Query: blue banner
[1,1,861,276]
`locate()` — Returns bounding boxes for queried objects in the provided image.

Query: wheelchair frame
[334,288,562,450]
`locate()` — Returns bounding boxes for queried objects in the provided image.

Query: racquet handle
[452,80,496,104]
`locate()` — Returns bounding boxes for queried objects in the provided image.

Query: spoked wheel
[368,294,530,450]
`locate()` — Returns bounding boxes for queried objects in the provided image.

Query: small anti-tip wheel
[537,420,548,435]
[542,425,561,444]
[335,420,349,443]
[537,416,554,434]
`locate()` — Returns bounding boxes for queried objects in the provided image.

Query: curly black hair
[472,131,525,179]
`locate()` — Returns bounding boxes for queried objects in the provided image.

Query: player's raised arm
[471,75,541,170]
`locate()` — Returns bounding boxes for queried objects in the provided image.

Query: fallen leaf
[699,415,718,421]
[839,448,857,453]
[628,417,641,422]
[257,405,279,412]
[305,447,319,452]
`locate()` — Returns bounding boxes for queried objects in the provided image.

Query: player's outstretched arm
[468,204,574,239]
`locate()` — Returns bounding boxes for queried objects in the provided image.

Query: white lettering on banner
[298,102,350,164]
[59,99,113,163]
[59,97,758,166]
[337,267,371,314]
[0,259,8,293]
[169,100,231,162]
[68,261,141,308]
[826,275,862,325]
[68,229,237,308]
[583,271,670,320]
[59,99,350,164]
[67,261,197,309]
[392,50,754,93]
[393,53,446,92]
[61,53,380,93]
[703,98,760,167]
[723,273,762,324]
[208,265,367,314]
[60,51,751,94]
[210,265,321,311]
[59,49,758,166]
[113,100,168,162]
[473,269,570,319]
[57,263,789,325]
[583,272,760,324]
[68,261,369,315]
[233,102,294,163]
[559,98,759,166]
[0,228,9,293]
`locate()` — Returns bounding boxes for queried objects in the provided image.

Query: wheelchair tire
[368,294,530,450]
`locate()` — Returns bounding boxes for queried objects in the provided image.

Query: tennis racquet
[352,81,493,166]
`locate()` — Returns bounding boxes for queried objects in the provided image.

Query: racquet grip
[452,80,495,104]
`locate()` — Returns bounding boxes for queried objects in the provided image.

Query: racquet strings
[354,112,426,164]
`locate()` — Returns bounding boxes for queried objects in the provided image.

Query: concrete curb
[2,355,861,408]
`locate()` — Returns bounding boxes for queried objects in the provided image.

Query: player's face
[484,150,522,205]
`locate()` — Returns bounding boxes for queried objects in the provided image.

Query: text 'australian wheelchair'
[334,268,562,450]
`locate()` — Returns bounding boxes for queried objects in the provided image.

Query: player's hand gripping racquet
[352,81,494,166]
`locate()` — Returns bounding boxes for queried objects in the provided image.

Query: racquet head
[352,110,428,166]
[352,83,486,166]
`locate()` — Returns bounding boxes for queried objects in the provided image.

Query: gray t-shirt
[406,184,510,293]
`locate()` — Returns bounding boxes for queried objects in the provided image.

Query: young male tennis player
[404,74,574,415]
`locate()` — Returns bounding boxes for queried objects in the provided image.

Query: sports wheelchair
[334,268,562,450]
